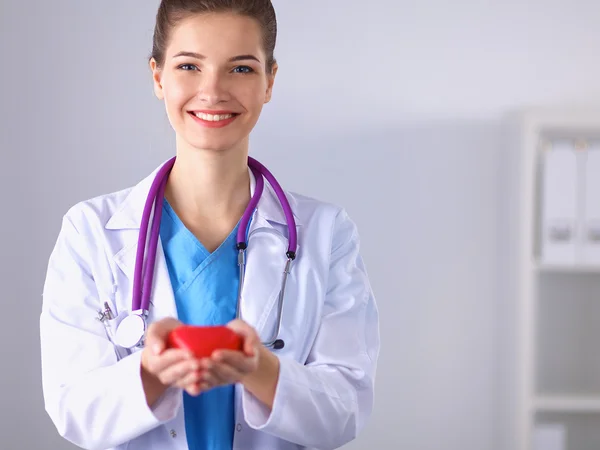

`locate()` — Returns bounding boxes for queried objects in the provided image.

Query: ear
[149,58,165,100]
[264,62,278,104]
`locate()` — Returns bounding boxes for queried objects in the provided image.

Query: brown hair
[151,0,277,72]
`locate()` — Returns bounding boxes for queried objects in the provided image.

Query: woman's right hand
[140,317,203,406]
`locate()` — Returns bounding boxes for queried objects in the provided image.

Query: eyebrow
[173,51,261,63]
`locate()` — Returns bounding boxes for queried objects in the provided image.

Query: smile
[188,111,240,128]
[194,112,236,121]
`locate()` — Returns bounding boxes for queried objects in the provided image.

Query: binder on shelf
[582,142,600,264]
[540,140,579,265]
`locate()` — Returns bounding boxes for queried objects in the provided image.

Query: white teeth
[194,112,234,121]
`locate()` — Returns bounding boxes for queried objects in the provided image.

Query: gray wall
[2,0,600,449]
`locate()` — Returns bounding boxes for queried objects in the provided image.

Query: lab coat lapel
[105,158,301,336]
[113,237,179,323]
[239,183,301,340]
[107,161,178,323]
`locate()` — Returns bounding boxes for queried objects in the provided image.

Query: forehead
[166,13,265,59]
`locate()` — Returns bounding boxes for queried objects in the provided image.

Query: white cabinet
[506,110,600,450]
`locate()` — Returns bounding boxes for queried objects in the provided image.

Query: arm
[40,213,181,450]
[141,364,170,408]
[240,346,280,409]
[241,208,380,449]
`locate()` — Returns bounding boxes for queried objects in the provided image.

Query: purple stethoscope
[110,156,297,351]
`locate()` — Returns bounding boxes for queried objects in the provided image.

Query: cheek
[163,77,196,116]
[238,84,267,111]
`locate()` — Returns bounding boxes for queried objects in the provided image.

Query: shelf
[535,263,600,273]
[509,109,600,450]
[535,396,600,413]
[536,274,600,395]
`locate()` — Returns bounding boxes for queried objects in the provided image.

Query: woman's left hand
[190,319,261,393]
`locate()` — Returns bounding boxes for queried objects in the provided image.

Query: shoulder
[45,186,136,275]
[286,190,360,248]
[60,186,133,236]
[287,190,345,222]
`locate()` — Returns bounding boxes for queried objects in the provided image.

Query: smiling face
[150,12,277,154]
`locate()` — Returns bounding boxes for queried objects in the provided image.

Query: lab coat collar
[104,157,301,335]
[105,157,302,231]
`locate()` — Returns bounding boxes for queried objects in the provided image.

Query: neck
[165,139,251,226]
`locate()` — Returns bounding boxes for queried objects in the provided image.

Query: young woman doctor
[40,1,380,449]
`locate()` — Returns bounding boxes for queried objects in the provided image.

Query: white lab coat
[40,160,380,450]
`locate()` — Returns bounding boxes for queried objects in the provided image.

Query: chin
[184,136,242,153]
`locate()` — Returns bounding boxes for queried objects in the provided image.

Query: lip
[190,110,238,115]
[188,111,239,128]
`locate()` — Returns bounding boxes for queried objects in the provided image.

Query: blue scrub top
[160,199,239,450]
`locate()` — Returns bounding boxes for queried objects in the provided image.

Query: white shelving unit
[534,396,600,413]
[507,109,600,450]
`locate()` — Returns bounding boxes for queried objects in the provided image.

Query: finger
[174,369,204,390]
[157,357,201,386]
[146,348,193,375]
[244,338,259,357]
[181,368,210,393]
[184,382,203,397]
[144,347,193,375]
[225,320,259,357]
[205,361,243,386]
[200,370,222,390]
[226,319,252,336]
[212,350,255,375]
[145,318,182,354]
[193,359,224,389]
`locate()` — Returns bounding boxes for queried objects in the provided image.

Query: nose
[197,70,230,105]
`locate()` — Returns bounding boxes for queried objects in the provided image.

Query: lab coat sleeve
[40,213,182,450]
[242,208,380,449]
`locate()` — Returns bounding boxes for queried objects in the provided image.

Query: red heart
[166,325,244,359]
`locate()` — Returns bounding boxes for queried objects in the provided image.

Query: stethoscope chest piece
[113,311,147,349]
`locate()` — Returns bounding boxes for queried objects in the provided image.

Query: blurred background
[2,0,600,449]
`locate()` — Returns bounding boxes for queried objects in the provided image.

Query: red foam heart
[166,325,244,359]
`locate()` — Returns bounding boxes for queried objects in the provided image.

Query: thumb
[226,320,259,356]
[146,317,181,355]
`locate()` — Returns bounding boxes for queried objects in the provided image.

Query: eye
[178,64,199,71]
[232,66,254,74]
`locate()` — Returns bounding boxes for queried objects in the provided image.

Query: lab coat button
[236,423,242,432]
[170,429,177,438]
